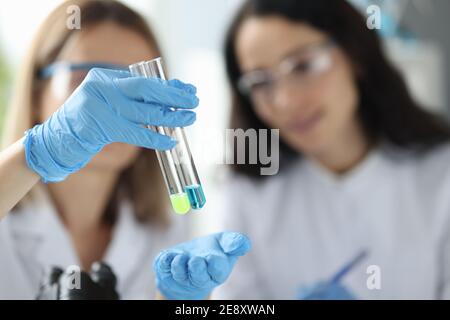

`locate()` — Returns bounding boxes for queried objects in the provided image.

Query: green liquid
[170,193,191,215]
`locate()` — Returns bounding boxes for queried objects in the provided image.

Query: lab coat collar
[302,146,385,195]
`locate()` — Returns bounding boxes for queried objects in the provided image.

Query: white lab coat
[213,143,450,299]
[0,188,188,299]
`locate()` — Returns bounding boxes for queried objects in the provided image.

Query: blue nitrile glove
[24,68,198,183]
[298,281,356,300]
[154,232,252,300]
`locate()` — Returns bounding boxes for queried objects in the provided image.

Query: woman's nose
[272,79,309,112]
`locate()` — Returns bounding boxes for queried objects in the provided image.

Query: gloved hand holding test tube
[129,58,206,215]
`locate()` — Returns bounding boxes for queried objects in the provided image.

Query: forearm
[0,139,40,218]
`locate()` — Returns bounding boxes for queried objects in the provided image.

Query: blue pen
[301,250,369,299]
[298,250,369,299]
[329,249,369,285]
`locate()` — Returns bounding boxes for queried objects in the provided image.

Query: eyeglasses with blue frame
[38,61,128,99]
[39,61,128,79]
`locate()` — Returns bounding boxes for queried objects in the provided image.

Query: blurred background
[0,0,449,234]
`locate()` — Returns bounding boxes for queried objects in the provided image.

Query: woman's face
[236,16,362,158]
[38,21,158,171]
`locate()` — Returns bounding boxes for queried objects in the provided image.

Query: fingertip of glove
[184,84,197,95]
[169,79,197,95]
[219,232,252,256]
[181,111,197,126]
[191,95,200,108]
[154,251,176,271]
[153,136,178,151]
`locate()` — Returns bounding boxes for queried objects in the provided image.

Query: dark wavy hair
[224,0,450,177]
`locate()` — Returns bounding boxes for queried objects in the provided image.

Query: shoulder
[412,143,450,211]
[412,143,450,174]
[378,143,450,207]
[380,142,450,181]
[413,143,450,238]
[382,143,450,226]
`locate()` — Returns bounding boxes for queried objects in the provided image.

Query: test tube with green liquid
[129,58,206,214]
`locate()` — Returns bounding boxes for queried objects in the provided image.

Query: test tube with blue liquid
[129,58,206,214]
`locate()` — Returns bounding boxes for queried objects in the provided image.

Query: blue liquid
[185,185,206,210]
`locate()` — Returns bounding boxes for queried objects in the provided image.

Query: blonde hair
[2,0,170,226]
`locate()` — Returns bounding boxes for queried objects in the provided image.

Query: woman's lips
[288,110,323,134]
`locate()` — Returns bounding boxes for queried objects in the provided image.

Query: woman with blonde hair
[0,0,250,299]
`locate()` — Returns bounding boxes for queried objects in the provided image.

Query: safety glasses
[237,40,337,107]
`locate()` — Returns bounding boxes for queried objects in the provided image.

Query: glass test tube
[129,58,206,214]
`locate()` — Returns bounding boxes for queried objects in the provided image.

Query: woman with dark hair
[211,0,450,299]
